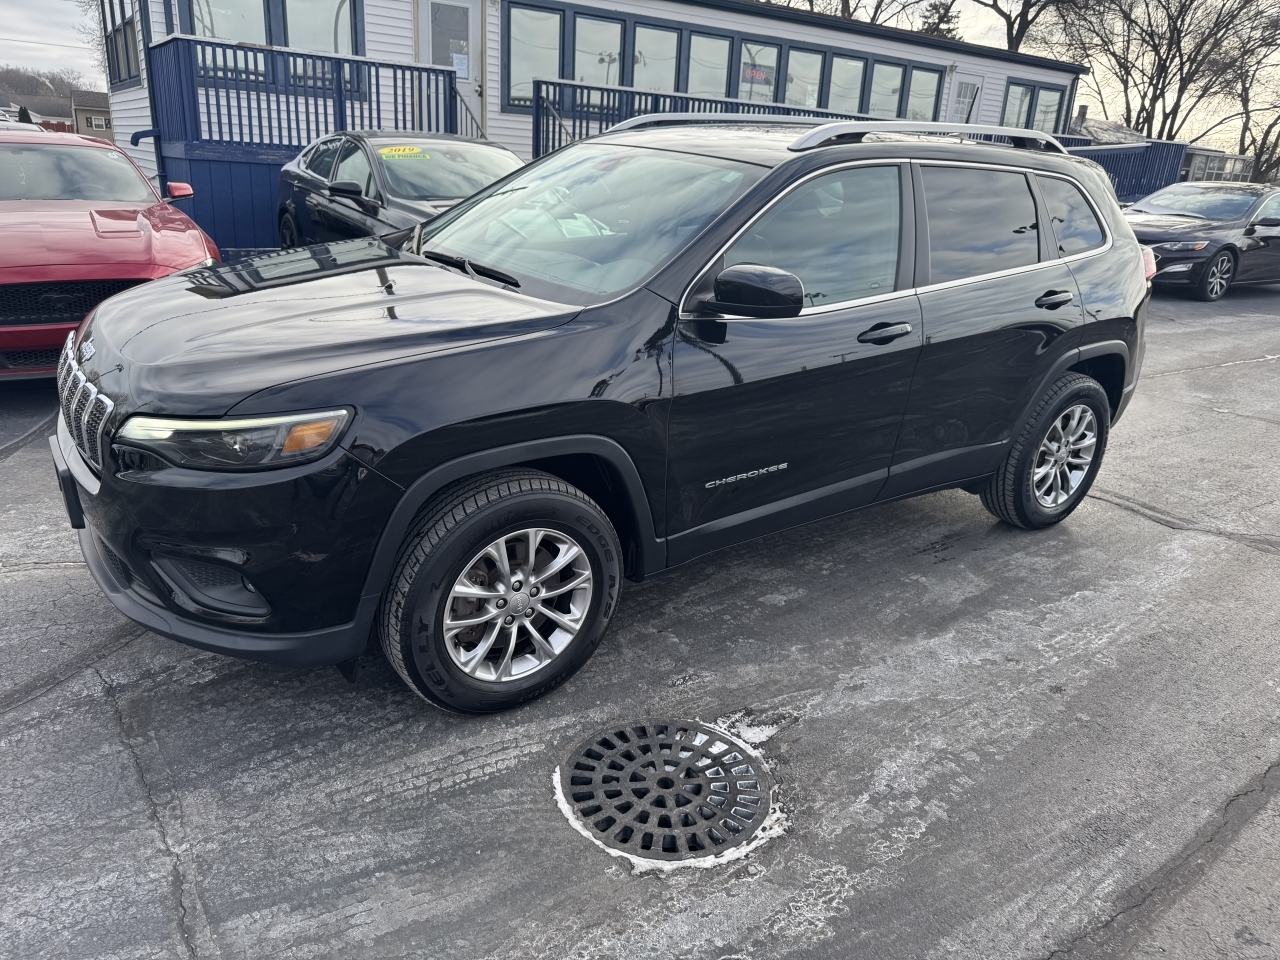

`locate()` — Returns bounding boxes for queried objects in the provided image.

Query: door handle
[1035,290,1074,310]
[857,322,913,344]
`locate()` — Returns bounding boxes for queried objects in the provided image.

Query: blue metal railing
[151,35,458,149]
[531,79,871,158]
[1066,140,1188,202]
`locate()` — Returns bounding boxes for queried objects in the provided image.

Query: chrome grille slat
[55,331,113,472]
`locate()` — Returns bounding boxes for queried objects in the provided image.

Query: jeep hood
[81,239,578,415]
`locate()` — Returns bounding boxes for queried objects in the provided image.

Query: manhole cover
[555,719,778,867]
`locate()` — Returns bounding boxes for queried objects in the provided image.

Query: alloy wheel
[1206,254,1233,299]
[443,527,593,682]
[1032,403,1098,508]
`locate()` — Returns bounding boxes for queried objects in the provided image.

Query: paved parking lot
[3,285,1280,960]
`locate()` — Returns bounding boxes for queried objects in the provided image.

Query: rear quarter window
[1038,175,1105,256]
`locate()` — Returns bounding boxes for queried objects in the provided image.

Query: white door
[418,0,484,134]
[949,74,983,124]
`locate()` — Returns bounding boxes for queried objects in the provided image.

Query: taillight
[1141,246,1157,280]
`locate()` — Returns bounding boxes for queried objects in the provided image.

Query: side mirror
[328,179,365,200]
[1254,217,1280,228]
[166,181,194,200]
[702,263,804,319]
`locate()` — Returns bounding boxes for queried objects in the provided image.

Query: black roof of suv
[51,119,1149,713]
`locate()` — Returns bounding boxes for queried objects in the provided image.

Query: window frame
[1000,78,1069,134]
[678,159,918,320]
[571,12,626,87]
[176,0,365,56]
[500,0,956,118]
[632,23,682,94]
[782,46,826,109]
[101,0,142,90]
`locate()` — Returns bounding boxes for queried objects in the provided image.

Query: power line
[0,36,93,51]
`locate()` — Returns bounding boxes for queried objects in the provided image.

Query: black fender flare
[357,435,665,610]
[1006,338,1131,448]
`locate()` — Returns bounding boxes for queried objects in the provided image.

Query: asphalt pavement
[2,285,1279,960]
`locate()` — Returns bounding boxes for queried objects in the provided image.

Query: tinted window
[332,141,374,196]
[419,143,764,305]
[1257,194,1280,220]
[724,166,900,308]
[922,166,1039,283]
[373,141,522,200]
[0,143,154,202]
[1039,176,1104,256]
[304,139,341,179]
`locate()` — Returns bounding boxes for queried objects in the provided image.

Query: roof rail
[788,121,1068,154]
[606,112,830,134]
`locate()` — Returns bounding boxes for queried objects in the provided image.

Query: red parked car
[0,129,219,379]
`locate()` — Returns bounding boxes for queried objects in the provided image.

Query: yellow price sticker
[379,146,429,159]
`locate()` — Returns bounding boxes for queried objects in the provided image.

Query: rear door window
[921,165,1040,284]
[723,165,902,308]
[1038,175,1105,256]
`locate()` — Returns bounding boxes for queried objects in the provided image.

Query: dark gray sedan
[1124,181,1280,301]
[277,131,522,248]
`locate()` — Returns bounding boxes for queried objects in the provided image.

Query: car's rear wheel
[279,212,299,249]
[979,373,1110,530]
[1194,250,1234,301]
[380,470,622,713]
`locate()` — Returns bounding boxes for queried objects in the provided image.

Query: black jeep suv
[50,119,1148,713]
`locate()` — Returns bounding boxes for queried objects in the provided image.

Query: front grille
[171,558,244,590]
[0,279,144,327]
[0,349,61,368]
[55,332,114,471]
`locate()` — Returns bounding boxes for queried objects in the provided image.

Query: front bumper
[78,521,377,666]
[1149,253,1209,286]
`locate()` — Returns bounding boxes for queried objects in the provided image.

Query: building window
[633,26,678,93]
[687,34,730,98]
[1031,88,1062,133]
[91,115,107,129]
[508,5,562,103]
[868,62,903,117]
[951,80,980,122]
[1002,82,1034,126]
[905,67,940,121]
[784,49,823,108]
[738,41,778,103]
[102,0,140,86]
[574,15,623,85]
[428,2,470,77]
[191,0,267,45]
[826,56,864,114]
[285,0,354,54]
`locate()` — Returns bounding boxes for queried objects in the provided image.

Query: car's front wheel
[380,470,622,713]
[979,373,1110,530]
[1194,250,1235,302]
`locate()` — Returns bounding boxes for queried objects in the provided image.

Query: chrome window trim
[910,160,1114,297]
[678,157,915,321]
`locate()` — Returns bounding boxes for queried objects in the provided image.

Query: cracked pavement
[2,287,1280,959]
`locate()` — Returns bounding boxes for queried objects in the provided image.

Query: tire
[979,373,1110,530]
[1193,249,1235,302]
[279,212,299,249]
[379,469,623,713]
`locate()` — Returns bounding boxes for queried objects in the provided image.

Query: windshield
[416,142,766,305]
[1130,184,1259,222]
[374,141,523,201]
[0,143,155,202]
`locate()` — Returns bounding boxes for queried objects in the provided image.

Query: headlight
[115,409,350,470]
[1154,241,1210,252]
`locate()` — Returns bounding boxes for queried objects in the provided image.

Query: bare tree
[917,0,963,38]
[1044,0,1270,141]
[771,0,926,28]
[0,65,89,97]
[71,0,109,80]
[969,0,1067,53]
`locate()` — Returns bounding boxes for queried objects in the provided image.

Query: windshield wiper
[1135,209,1208,220]
[419,249,521,288]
